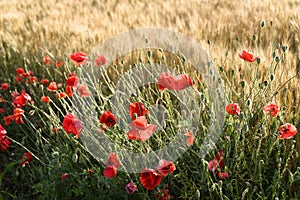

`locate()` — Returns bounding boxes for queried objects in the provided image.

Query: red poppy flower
[94,54,106,66]
[14,108,25,124]
[208,150,224,172]
[278,123,297,139]
[21,71,34,77]
[0,97,7,103]
[66,73,79,87]
[19,152,33,167]
[4,115,14,126]
[87,169,93,174]
[70,52,88,65]
[55,61,63,67]
[157,159,176,177]
[43,55,52,65]
[103,166,117,178]
[106,152,120,168]
[47,82,58,92]
[62,113,83,138]
[184,131,194,146]
[225,103,240,115]
[154,184,173,200]
[65,85,74,97]
[40,79,49,85]
[15,75,24,84]
[239,50,259,62]
[61,173,68,180]
[77,84,91,97]
[158,72,193,91]
[217,171,229,179]
[262,102,279,117]
[16,68,25,74]
[99,111,117,128]
[125,182,137,194]
[129,102,149,120]
[0,124,11,152]
[55,92,67,99]
[127,116,157,141]
[41,96,51,104]
[140,168,162,190]
[0,108,5,114]
[1,83,9,90]
[13,91,33,108]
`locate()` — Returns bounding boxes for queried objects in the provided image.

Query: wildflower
[66,73,79,87]
[157,159,176,177]
[239,50,259,62]
[55,61,63,67]
[103,152,120,179]
[125,182,137,194]
[14,108,25,124]
[1,83,9,90]
[217,171,229,179]
[62,113,83,138]
[129,102,149,120]
[140,168,162,190]
[16,68,25,74]
[13,91,33,108]
[154,184,173,200]
[61,173,68,180]
[42,55,52,65]
[70,52,88,65]
[225,103,240,115]
[40,79,50,85]
[0,124,11,152]
[47,82,58,92]
[99,111,117,128]
[54,92,67,99]
[41,96,51,104]
[279,123,297,139]
[0,108,5,114]
[262,102,279,117]
[103,166,117,178]
[94,54,106,66]
[158,72,193,91]
[184,131,194,146]
[208,150,224,172]
[19,152,33,167]
[127,116,157,141]
[77,84,91,97]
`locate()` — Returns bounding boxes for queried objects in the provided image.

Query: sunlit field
[0,0,300,199]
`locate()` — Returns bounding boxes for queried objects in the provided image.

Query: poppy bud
[261,20,265,27]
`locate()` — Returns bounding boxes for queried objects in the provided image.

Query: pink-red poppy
[16,68,25,74]
[225,103,240,115]
[0,124,11,152]
[184,131,194,146]
[42,55,52,65]
[278,123,297,139]
[54,92,67,99]
[61,173,68,180]
[94,54,106,66]
[158,72,193,91]
[103,166,117,178]
[66,73,79,87]
[262,102,279,117]
[55,61,63,67]
[40,79,50,85]
[47,82,58,92]
[154,184,173,200]
[239,50,259,62]
[140,168,162,190]
[217,171,229,179]
[129,102,149,120]
[70,52,88,65]
[41,96,51,104]
[127,116,157,141]
[208,150,224,172]
[13,91,33,108]
[103,152,120,179]
[1,83,9,90]
[19,152,33,167]
[77,84,91,97]
[125,182,137,194]
[99,111,117,128]
[62,113,83,138]
[157,159,176,177]
[65,85,74,97]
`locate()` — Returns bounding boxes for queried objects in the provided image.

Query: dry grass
[0,0,299,111]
